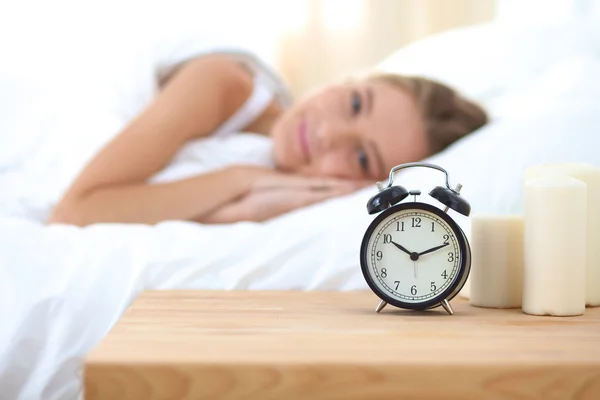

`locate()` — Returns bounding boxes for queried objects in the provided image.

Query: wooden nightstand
[84,290,600,399]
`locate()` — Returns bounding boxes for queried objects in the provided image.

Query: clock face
[361,202,467,309]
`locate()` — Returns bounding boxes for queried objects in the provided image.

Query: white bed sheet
[2,19,600,400]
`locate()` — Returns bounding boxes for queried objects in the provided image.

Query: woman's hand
[199,169,371,224]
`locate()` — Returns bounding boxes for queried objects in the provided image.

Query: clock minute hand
[390,241,412,256]
[418,243,450,256]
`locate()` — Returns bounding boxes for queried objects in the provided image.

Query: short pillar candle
[469,214,524,308]
[523,174,586,316]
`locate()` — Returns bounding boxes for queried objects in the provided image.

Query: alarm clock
[360,162,472,315]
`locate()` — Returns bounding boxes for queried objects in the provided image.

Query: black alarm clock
[360,162,472,315]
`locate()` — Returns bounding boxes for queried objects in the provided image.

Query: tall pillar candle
[523,174,586,316]
[525,163,600,306]
[470,214,524,308]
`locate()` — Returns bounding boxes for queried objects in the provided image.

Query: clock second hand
[390,240,420,278]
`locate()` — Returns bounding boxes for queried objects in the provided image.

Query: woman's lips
[298,120,310,160]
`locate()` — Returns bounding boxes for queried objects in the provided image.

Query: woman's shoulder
[160,54,254,102]
[162,52,291,138]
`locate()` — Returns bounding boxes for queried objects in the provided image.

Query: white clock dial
[365,208,461,304]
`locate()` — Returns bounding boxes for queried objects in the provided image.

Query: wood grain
[84,290,600,400]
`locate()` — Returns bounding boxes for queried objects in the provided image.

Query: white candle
[525,163,600,306]
[523,174,586,316]
[469,214,524,308]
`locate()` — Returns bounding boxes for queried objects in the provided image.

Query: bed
[1,18,600,400]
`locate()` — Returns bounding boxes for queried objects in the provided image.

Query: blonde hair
[368,74,488,154]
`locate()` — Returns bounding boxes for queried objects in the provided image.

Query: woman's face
[270,79,429,181]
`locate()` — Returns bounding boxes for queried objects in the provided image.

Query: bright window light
[322,0,365,30]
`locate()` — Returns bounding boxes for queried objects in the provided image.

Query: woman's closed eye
[351,91,362,115]
[358,148,369,174]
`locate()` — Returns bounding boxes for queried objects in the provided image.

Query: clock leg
[441,299,454,315]
[375,300,387,313]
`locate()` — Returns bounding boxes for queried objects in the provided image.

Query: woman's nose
[316,121,353,151]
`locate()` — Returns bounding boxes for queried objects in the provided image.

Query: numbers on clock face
[366,210,460,304]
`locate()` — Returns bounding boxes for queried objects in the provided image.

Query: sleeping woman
[48,52,488,226]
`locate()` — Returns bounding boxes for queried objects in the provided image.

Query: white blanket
[0,199,373,399]
[2,18,600,400]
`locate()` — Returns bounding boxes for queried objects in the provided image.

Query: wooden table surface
[85,290,600,400]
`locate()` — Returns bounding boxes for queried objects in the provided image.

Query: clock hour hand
[418,243,450,256]
[390,241,412,256]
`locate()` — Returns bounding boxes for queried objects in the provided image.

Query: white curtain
[274,0,497,97]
